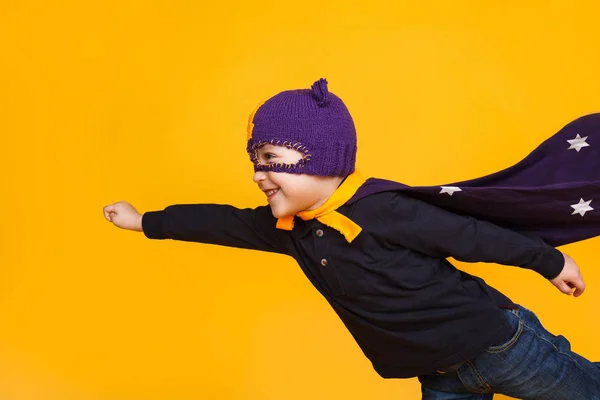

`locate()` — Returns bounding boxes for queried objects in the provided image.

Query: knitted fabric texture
[246,78,357,177]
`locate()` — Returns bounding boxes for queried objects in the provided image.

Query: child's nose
[253,171,266,183]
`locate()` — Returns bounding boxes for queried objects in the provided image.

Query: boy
[103,78,599,399]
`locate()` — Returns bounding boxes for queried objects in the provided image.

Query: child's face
[253,144,342,218]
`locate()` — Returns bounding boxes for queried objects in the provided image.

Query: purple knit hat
[246,78,357,177]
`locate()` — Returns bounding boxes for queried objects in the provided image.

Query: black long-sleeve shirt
[141,190,565,378]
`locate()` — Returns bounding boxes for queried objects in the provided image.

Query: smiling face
[252,144,344,218]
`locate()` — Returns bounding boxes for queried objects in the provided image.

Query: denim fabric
[418,305,600,399]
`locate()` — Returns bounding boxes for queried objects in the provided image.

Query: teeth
[266,189,279,197]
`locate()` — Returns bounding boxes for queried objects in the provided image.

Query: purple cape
[349,113,600,247]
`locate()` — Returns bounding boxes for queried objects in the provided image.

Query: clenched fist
[550,252,586,297]
[103,201,143,231]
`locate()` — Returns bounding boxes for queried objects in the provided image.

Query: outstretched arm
[103,200,290,255]
[384,192,585,296]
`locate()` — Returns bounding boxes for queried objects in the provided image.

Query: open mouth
[265,188,280,200]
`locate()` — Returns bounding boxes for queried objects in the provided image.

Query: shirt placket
[312,222,345,296]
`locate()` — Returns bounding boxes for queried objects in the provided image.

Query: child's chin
[271,211,289,218]
[271,207,294,219]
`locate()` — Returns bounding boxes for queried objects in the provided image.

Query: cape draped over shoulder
[348,113,600,247]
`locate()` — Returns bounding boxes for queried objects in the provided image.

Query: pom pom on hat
[311,78,331,107]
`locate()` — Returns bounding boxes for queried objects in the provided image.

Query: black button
[316,229,324,237]
[320,258,328,266]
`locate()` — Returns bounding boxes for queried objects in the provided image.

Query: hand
[103,201,143,232]
[550,252,585,297]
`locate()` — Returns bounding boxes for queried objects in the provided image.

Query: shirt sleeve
[141,203,291,256]
[383,192,565,279]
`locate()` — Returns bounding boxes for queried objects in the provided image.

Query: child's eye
[265,153,276,160]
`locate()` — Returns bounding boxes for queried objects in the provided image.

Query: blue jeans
[417,305,600,399]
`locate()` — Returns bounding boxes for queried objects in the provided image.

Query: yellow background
[2,1,600,399]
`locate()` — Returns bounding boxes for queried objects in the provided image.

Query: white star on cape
[571,198,594,216]
[567,134,590,152]
[439,186,462,196]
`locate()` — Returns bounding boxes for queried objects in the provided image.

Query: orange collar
[275,170,367,243]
